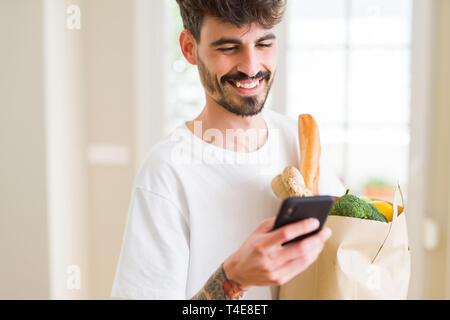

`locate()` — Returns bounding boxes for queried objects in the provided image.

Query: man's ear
[179,29,197,65]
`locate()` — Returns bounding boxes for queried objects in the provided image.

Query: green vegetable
[359,197,372,204]
[330,189,388,223]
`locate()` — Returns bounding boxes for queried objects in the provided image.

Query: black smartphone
[272,196,335,246]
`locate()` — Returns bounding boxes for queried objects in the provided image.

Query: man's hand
[223,216,332,290]
[190,216,331,300]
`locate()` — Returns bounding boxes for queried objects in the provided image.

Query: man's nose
[236,47,260,78]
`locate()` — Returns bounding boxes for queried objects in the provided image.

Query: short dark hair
[176,0,287,42]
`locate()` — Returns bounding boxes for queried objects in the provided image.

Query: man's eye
[218,47,237,52]
[258,43,273,48]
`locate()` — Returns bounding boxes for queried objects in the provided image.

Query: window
[165,0,413,199]
[285,0,412,198]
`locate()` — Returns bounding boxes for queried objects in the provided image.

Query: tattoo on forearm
[190,263,245,300]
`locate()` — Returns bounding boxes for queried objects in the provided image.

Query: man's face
[195,16,278,117]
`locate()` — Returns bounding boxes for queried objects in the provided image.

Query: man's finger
[267,227,331,270]
[255,216,277,233]
[277,232,323,261]
[264,218,320,246]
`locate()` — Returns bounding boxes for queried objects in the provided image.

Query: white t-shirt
[111,109,346,300]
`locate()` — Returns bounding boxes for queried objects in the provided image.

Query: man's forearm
[190,263,246,300]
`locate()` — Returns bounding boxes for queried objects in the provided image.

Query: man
[111,0,345,300]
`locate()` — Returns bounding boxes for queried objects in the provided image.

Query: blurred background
[0,0,449,299]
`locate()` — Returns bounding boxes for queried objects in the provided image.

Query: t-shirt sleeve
[111,187,190,300]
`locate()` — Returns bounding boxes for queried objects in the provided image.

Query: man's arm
[190,216,331,300]
[190,263,245,300]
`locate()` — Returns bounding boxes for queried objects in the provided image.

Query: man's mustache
[221,70,271,84]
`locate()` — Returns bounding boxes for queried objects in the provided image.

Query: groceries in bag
[270,114,411,299]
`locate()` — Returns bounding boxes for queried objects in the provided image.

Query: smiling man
[111,0,346,300]
[192,22,275,118]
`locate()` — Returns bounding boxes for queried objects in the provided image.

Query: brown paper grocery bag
[279,185,411,300]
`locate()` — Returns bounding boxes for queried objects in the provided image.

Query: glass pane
[350,0,413,46]
[348,48,411,125]
[288,0,346,47]
[286,50,346,124]
[285,0,413,202]
[321,124,347,145]
[346,135,410,199]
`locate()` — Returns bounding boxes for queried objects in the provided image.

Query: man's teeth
[234,80,260,89]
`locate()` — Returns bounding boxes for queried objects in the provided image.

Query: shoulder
[264,109,299,150]
[264,109,297,132]
[264,109,298,145]
[133,126,189,192]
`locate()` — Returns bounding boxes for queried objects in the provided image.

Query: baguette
[298,114,321,196]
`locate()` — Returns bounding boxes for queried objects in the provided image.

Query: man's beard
[196,54,274,117]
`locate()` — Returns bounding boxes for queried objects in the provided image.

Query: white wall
[0,0,136,299]
[428,0,450,299]
[0,0,50,299]
[82,0,137,299]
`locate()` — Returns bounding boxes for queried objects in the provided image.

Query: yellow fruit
[371,201,404,222]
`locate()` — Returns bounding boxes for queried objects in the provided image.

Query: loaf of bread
[270,114,321,200]
[298,114,321,196]
[271,166,313,200]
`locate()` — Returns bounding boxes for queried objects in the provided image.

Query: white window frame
[134,0,169,170]
[407,0,436,300]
